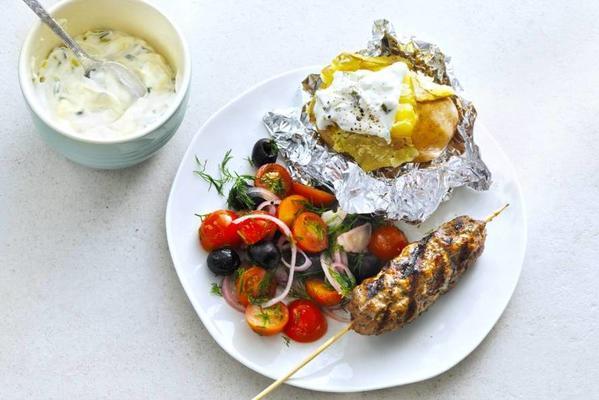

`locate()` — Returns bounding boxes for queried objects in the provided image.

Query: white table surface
[2,1,598,399]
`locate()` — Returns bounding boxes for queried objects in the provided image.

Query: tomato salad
[195,138,409,343]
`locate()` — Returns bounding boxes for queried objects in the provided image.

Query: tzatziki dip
[33,30,176,140]
[312,62,409,144]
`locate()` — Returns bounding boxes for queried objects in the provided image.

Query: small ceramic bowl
[19,0,191,169]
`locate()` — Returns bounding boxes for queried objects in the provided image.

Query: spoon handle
[21,0,91,65]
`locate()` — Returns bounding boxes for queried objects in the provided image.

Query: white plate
[165,67,527,393]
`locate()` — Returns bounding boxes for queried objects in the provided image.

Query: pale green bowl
[18,0,191,169]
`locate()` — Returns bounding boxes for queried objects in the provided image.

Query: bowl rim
[18,0,191,145]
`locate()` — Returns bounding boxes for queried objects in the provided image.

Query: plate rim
[165,66,528,392]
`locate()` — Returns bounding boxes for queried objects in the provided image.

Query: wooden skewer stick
[252,322,354,400]
[485,203,510,223]
[253,204,509,400]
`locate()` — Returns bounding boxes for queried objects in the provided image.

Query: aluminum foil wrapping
[263,20,491,223]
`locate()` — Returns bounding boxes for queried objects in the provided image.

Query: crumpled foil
[263,19,491,223]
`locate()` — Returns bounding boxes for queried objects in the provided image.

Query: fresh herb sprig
[288,278,310,300]
[227,175,255,210]
[210,282,222,297]
[329,268,356,297]
[282,336,291,347]
[326,214,360,254]
[301,201,331,215]
[193,150,237,196]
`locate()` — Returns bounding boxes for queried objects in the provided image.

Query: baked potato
[310,53,459,171]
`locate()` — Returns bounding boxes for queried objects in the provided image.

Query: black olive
[248,241,281,270]
[251,139,278,168]
[207,247,241,275]
[227,182,261,211]
[348,252,383,282]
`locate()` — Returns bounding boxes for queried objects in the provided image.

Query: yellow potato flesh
[315,53,458,170]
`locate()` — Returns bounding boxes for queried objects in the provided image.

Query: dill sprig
[282,336,291,347]
[329,268,356,297]
[193,150,236,196]
[288,278,310,299]
[210,282,222,297]
[219,150,235,182]
[326,214,360,254]
[194,212,209,220]
[301,201,331,215]
[227,175,256,210]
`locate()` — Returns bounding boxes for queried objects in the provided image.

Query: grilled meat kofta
[347,215,487,336]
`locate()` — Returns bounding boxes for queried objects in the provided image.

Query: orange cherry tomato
[292,182,336,207]
[292,212,329,253]
[199,210,241,251]
[277,195,308,227]
[245,302,289,336]
[235,266,276,307]
[367,225,408,261]
[284,299,328,343]
[255,163,293,198]
[305,278,342,306]
[236,210,277,245]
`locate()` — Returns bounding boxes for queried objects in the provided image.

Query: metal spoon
[22,0,147,99]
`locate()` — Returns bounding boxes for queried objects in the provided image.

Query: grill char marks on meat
[347,216,486,336]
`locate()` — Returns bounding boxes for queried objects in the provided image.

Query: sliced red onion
[221,276,244,312]
[336,223,372,253]
[322,306,351,323]
[263,242,296,308]
[233,214,296,308]
[247,187,280,202]
[321,208,347,229]
[257,200,280,216]
[282,247,312,271]
[333,249,348,266]
[320,253,343,294]
[332,262,356,283]
[279,237,311,271]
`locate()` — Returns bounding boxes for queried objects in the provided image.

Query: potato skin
[315,97,459,170]
[412,97,459,162]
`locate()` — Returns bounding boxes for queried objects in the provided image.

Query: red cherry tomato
[277,194,307,227]
[245,302,289,336]
[284,299,328,343]
[235,266,276,307]
[199,210,240,251]
[305,278,342,306]
[367,225,408,261]
[292,212,328,253]
[236,210,277,245]
[292,182,336,207]
[255,163,293,198]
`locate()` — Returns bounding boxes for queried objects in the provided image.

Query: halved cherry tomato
[305,278,342,306]
[367,225,408,261]
[277,194,308,227]
[284,299,328,343]
[199,210,240,251]
[235,266,277,307]
[292,212,328,253]
[292,182,336,207]
[245,302,289,336]
[255,163,293,198]
[236,210,277,245]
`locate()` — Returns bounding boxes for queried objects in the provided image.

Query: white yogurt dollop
[313,62,408,143]
[34,30,176,140]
